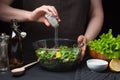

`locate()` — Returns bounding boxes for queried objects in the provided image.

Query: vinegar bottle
[9,19,24,69]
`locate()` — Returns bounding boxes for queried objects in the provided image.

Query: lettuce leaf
[88,29,120,59]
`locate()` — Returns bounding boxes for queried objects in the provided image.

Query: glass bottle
[9,19,24,69]
[0,33,9,72]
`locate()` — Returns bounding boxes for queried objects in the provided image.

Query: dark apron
[0,0,90,62]
[22,0,90,41]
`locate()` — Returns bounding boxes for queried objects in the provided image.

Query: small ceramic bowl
[86,59,108,72]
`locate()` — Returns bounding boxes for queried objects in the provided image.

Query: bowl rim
[86,59,108,65]
[34,38,77,42]
[32,38,78,50]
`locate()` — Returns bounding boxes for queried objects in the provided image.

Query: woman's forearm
[0,3,31,22]
[85,14,104,42]
[0,2,60,26]
[84,0,104,42]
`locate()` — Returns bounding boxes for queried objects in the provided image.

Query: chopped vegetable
[35,45,80,63]
[56,52,61,58]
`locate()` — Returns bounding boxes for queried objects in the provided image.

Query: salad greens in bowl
[33,39,81,71]
[88,29,120,60]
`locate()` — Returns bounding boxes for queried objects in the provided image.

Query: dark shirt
[20,0,90,62]
[22,0,90,41]
[0,0,90,40]
[0,0,90,62]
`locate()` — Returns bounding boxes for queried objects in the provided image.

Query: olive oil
[9,19,24,69]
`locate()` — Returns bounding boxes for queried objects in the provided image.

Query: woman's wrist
[77,35,87,47]
[80,35,87,43]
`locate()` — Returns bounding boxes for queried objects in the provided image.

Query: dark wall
[0,0,119,36]
[101,0,120,36]
[0,0,23,35]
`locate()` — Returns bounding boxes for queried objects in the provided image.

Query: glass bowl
[33,39,81,71]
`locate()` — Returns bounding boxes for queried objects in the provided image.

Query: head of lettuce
[88,29,120,59]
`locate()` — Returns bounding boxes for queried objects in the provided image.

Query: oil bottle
[9,19,26,69]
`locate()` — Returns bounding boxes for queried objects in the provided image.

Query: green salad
[88,29,120,59]
[35,45,80,63]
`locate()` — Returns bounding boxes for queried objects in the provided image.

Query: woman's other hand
[77,35,87,62]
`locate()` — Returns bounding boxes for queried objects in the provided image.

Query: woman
[0,0,104,61]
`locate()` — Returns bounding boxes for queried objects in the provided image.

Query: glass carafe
[0,33,9,71]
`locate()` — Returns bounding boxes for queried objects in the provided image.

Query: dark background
[0,0,119,66]
[101,0,119,36]
[0,0,119,37]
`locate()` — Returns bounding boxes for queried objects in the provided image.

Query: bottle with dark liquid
[9,19,24,69]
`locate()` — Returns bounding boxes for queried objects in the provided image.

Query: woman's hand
[28,5,61,26]
[77,35,87,62]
